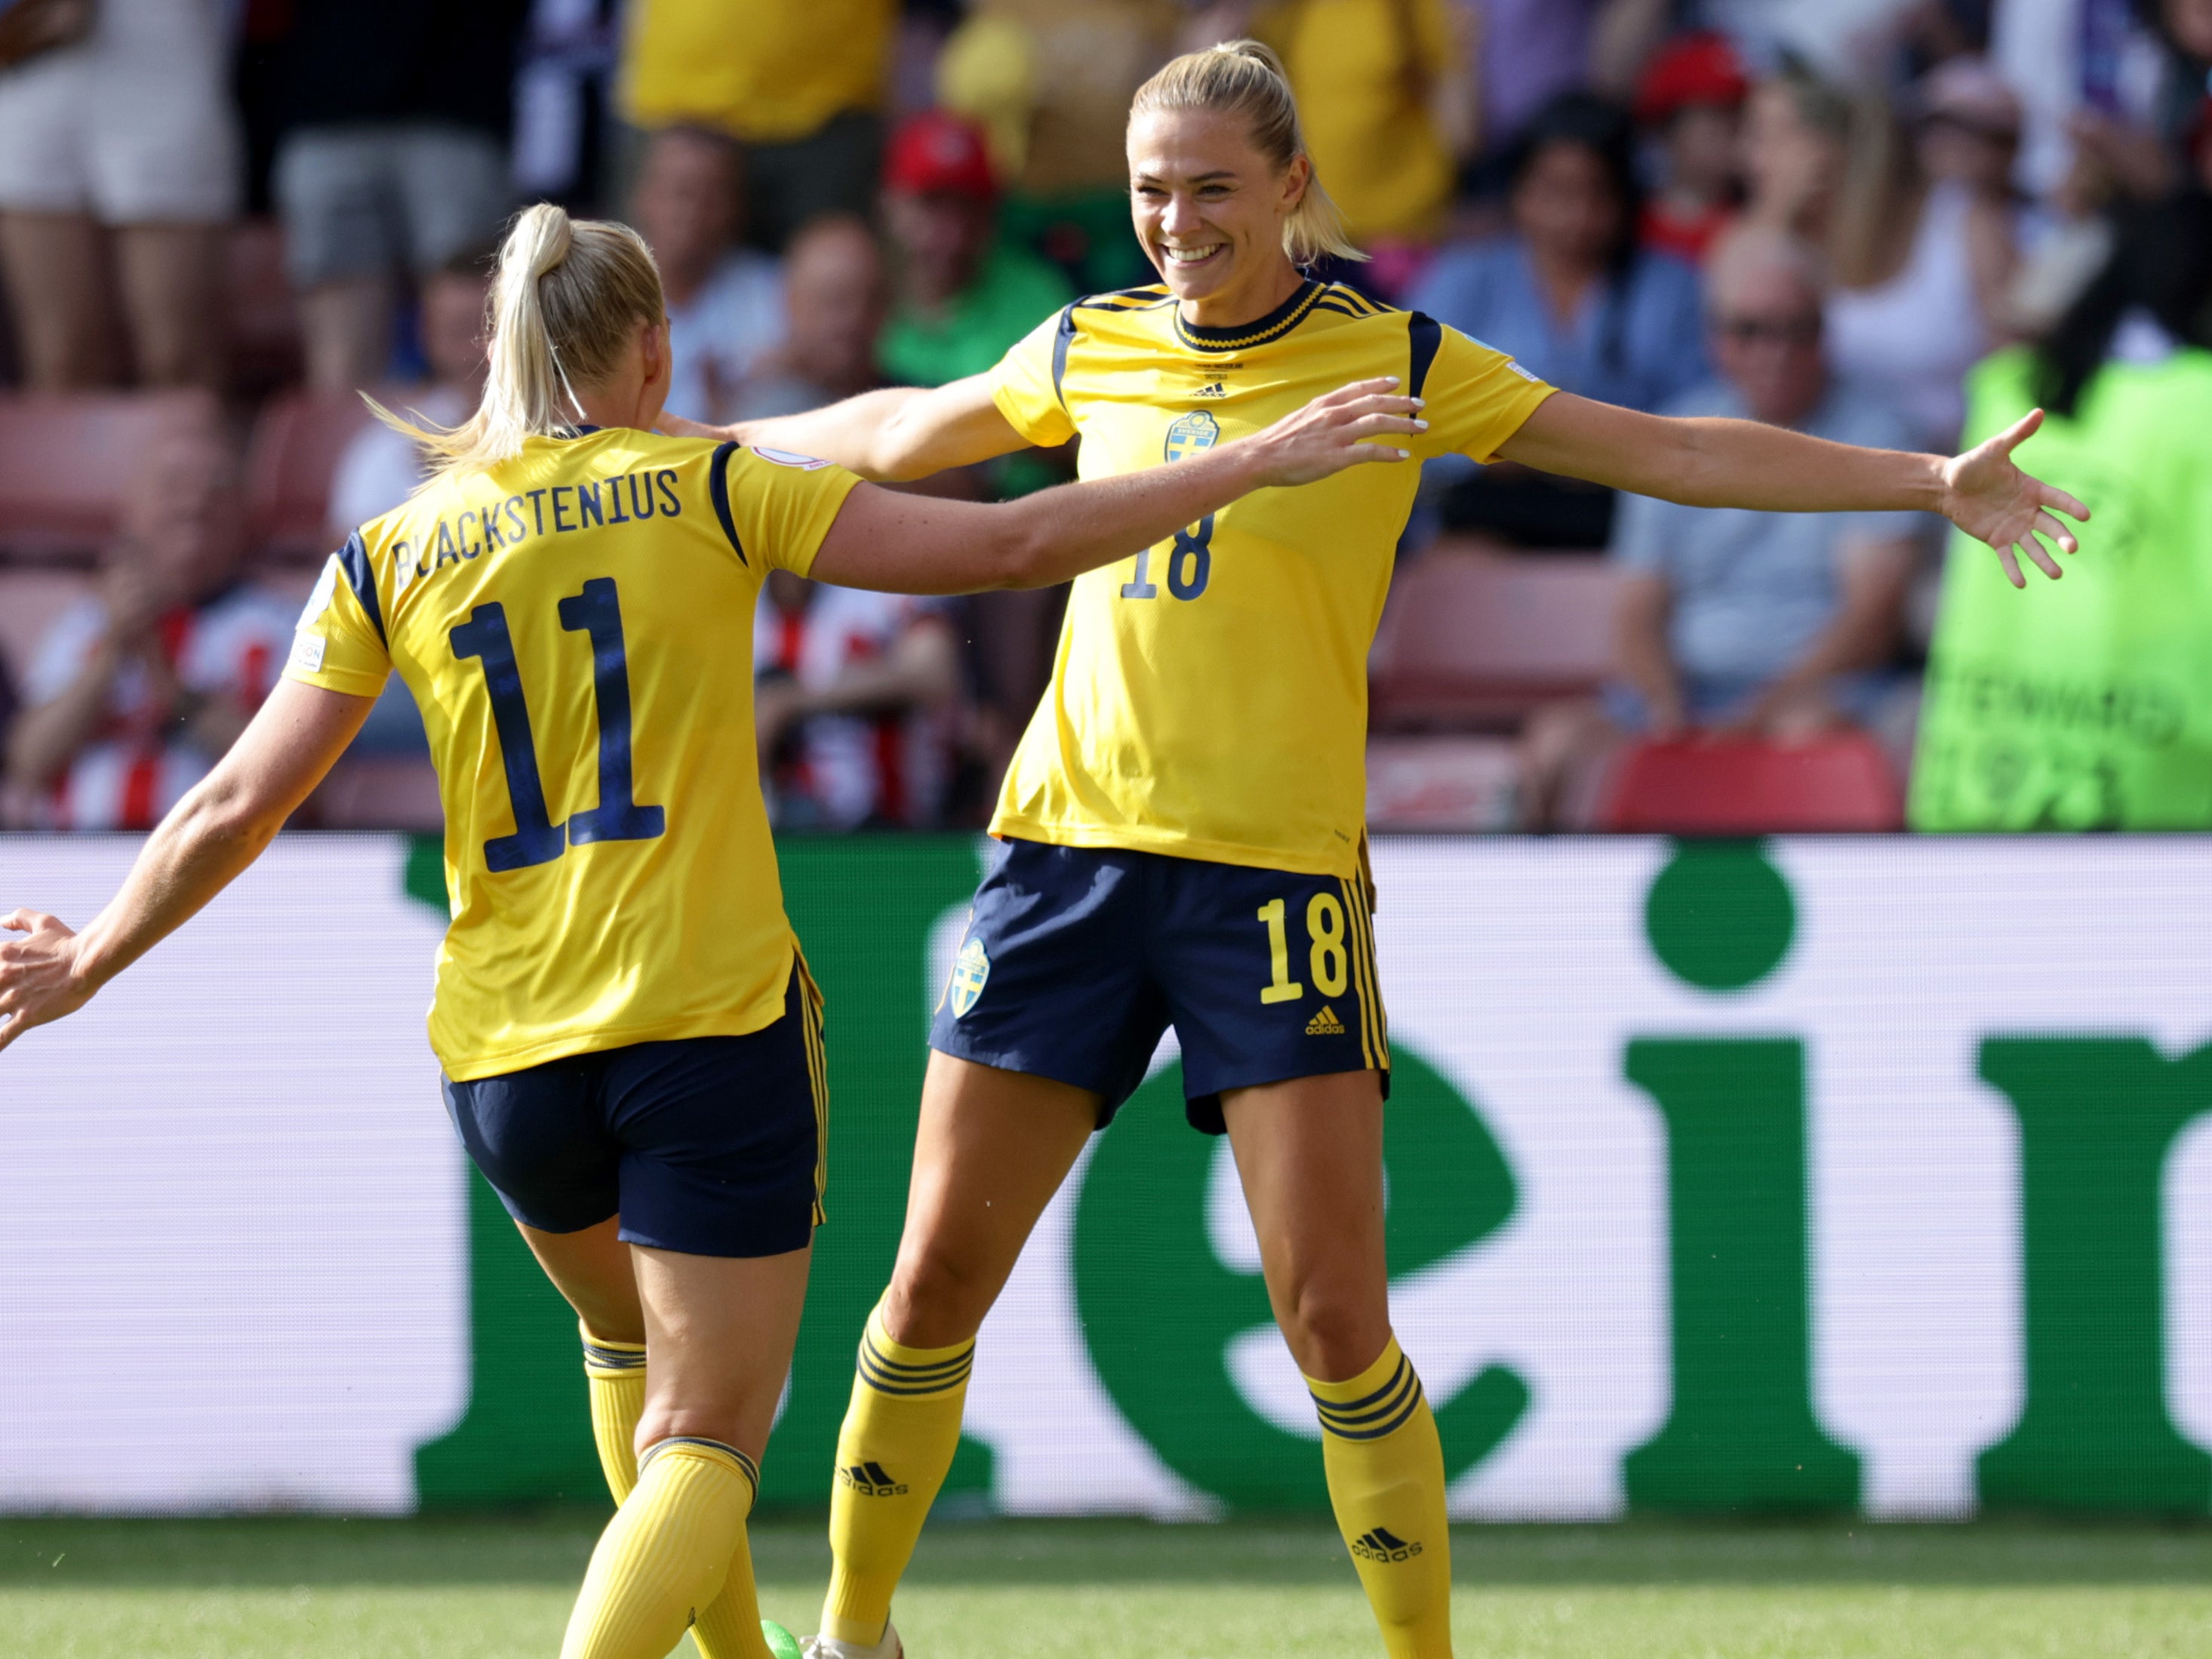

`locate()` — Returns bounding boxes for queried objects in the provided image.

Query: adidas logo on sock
[1349,1527,1423,1563]
[837,1460,910,1497]
[1305,1005,1346,1036]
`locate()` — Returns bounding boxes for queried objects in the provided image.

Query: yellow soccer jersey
[286,428,860,1081]
[987,279,1554,876]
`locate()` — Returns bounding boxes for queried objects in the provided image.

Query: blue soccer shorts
[929,838,1389,1133]
[442,962,827,1257]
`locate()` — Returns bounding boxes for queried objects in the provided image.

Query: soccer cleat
[801,1623,903,1659]
[762,1621,805,1659]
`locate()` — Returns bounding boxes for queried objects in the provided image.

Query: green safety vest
[1910,344,2212,830]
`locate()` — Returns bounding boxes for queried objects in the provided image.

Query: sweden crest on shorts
[949,936,991,1018]
[1164,410,1220,463]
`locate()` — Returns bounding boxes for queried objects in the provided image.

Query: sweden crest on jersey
[1164,410,1220,463]
[950,936,991,1018]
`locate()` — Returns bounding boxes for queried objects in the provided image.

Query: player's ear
[641,317,672,390]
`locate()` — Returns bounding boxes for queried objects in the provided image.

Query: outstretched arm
[810,378,1424,594]
[672,374,1033,482]
[1498,394,2089,589]
[0,679,376,1053]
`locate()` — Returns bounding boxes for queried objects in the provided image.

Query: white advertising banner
[2,834,2210,1518]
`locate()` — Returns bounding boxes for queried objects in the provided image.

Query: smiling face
[1128,106,1307,322]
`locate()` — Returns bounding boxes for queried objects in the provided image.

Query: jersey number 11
[451,576,666,872]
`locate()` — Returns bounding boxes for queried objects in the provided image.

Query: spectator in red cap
[1635,31,1749,264]
[876,109,1074,390]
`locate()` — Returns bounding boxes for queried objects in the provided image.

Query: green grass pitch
[3,1513,2210,1658]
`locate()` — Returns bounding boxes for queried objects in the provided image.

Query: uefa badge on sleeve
[950,937,991,1019]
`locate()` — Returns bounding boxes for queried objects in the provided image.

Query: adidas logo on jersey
[837,1460,909,1497]
[1306,1005,1346,1036]
[1350,1527,1422,1563]
[1193,380,1229,398]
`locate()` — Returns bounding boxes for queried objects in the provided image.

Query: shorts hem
[615,1217,818,1259]
[928,1035,1134,1118]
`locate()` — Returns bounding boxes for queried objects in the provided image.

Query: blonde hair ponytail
[371,203,666,479]
[1130,39,1364,267]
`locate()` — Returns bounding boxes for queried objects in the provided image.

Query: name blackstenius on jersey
[391,469,685,590]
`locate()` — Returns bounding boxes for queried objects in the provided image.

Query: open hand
[1940,409,2090,589]
[0,910,91,1054]
[1245,377,1425,488]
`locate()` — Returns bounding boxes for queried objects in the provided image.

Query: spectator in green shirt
[877,109,1075,389]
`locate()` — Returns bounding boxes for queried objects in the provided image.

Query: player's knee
[882,1250,992,1349]
[1278,1282,1390,1382]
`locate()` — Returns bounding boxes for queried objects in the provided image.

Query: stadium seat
[0,391,220,563]
[1368,543,1620,731]
[245,391,380,562]
[1365,734,1521,830]
[1595,733,1905,833]
[0,568,95,689]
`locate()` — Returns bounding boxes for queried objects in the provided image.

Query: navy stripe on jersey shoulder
[1407,312,1444,400]
[1336,282,1408,316]
[1051,303,1078,409]
[709,440,746,564]
[335,530,385,647]
[1312,299,1368,320]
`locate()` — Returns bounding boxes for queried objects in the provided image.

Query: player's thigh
[885,1051,1100,1348]
[632,1239,812,1460]
[1219,1069,1391,1381]
[516,1214,643,1345]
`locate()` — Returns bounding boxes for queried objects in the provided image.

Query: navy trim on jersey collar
[1173,279,1326,353]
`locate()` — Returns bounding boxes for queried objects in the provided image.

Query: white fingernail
[1397,448,1411,458]
[1414,419,1429,430]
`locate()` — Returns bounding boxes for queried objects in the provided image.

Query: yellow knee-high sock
[580,1327,772,1659]
[582,1324,648,1504]
[688,1504,776,1659]
[1308,1336,1454,1659]
[560,1437,758,1659]
[820,1302,975,1645]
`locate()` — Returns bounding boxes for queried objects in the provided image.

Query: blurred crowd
[5,0,2212,835]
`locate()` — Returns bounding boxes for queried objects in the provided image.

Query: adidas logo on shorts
[837,1460,910,1497]
[1305,1005,1346,1036]
[1349,1527,1422,1563]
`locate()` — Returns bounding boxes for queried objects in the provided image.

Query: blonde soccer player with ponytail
[0,205,1426,1659]
[692,39,2090,1659]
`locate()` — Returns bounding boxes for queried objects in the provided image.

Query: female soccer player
[0,204,1423,1659]
[703,42,2089,1659]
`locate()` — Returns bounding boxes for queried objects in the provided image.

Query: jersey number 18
[1120,513,1214,602]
